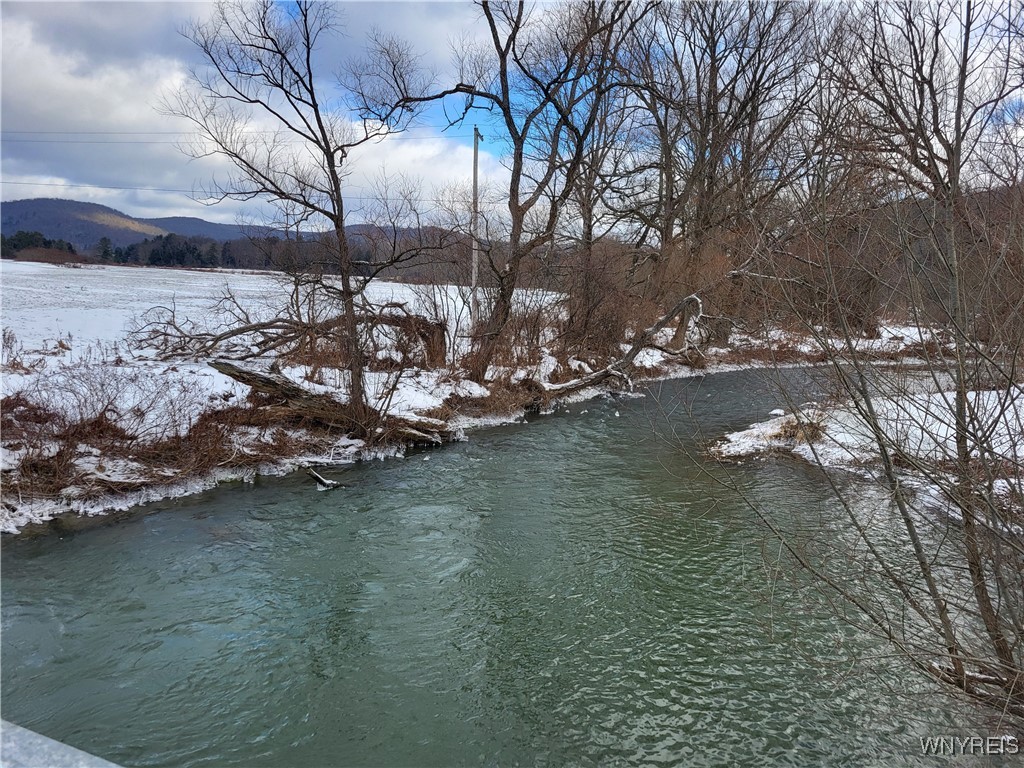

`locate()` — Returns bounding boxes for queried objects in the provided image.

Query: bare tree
[618,0,819,336]
[424,0,647,382]
[164,0,429,432]
[751,0,1024,725]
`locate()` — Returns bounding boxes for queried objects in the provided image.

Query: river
[1,369,970,766]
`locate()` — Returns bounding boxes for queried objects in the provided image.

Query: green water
[2,370,969,766]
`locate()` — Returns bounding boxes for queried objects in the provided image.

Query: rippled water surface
[2,370,967,766]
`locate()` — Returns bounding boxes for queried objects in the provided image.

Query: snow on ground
[0,259,488,399]
[277,364,490,421]
[715,389,1024,466]
[729,324,940,359]
[712,384,1024,520]
[1,261,457,359]
[0,441,386,535]
[1,260,965,534]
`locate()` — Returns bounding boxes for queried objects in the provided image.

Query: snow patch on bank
[0,438,382,534]
[716,390,1024,464]
[711,388,1024,519]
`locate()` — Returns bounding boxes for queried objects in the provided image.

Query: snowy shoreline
[1,260,940,536]
[0,358,761,536]
[709,385,1024,529]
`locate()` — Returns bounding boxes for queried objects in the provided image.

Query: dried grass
[439,379,546,419]
[1,330,44,374]
[772,417,826,443]
[1,349,303,503]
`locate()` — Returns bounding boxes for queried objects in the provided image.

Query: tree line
[3,231,385,272]
[1,231,77,258]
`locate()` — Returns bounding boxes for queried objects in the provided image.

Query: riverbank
[1,260,940,535]
[709,380,1024,529]
[0,354,758,536]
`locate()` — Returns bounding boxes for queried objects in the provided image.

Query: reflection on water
[2,370,969,766]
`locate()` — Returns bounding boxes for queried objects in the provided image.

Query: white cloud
[1,11,247,221]
[1,2,504,227]
[343,129,507,217]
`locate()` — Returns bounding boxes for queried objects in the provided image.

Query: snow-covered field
[1,259,515,396]
[1,260,476,361]
[0,261,508,532]
[4,262,278,351]
[2,263,254,436]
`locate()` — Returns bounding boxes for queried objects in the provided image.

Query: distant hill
[0,198,251,250]
[138,215,256,242]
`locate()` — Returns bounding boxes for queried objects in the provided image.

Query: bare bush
[554,241,659,366]
[1,329,42,374]
[409,282,473,369]
[23,363,211,446]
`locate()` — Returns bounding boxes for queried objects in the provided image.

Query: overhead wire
[0,129,479,144]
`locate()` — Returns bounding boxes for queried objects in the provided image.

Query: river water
[2,369,969,766]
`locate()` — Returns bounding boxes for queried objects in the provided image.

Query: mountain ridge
[1,198,254,249]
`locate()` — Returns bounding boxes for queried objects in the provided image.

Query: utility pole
[471,125,483,331]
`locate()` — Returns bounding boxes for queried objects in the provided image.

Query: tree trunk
[466,253,523,383]
[209,359,453,443]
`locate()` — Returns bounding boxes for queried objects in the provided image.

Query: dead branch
[540,293,704,397]
[134,302,446,369]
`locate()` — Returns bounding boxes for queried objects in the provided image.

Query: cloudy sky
[1,1,506,224]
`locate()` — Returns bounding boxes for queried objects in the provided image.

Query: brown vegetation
[12,248,89,265]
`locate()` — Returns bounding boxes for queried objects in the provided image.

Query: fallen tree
[539,293,705,397]
[209,359,454,444]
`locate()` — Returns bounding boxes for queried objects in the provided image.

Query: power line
[2,136,476,145]
[2,180,195,194]
[4,140,197,145]
[1,130,477,144]
[3,131,188,135]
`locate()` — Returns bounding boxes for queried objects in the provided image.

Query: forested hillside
[0,198,249,250]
